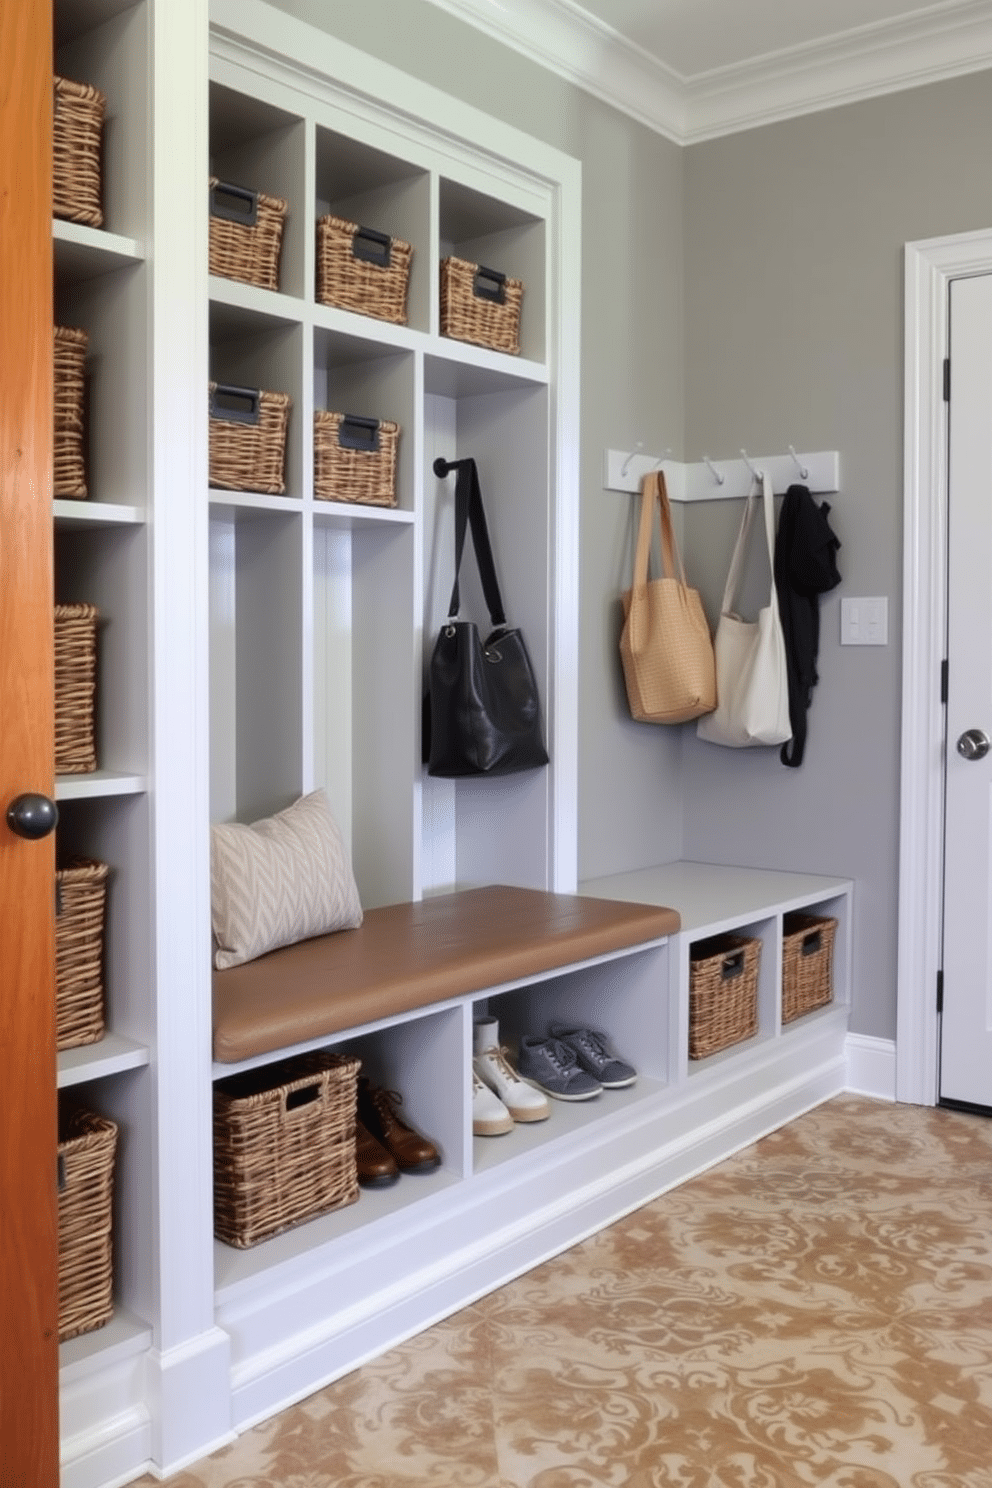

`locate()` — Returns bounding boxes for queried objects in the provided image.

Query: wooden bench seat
[212,884,679,1064]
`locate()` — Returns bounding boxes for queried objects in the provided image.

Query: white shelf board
[471,1075,665,1176]
[59,1308,152,1384]
[312,301,422,356]
[208,489,304,517]
[209,274,306,327]
[424,337,548,397]
[55,771,147,802]
[581,861,852,937]
[214,1164,464,1296]
[311,498,415,529]
[53,219,144,279]
[58,1033,149,1088]
[54,499,144,528]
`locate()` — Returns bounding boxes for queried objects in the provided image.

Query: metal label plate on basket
[351,225,392,268]
[210,384,261,426]
[210,180,259,228]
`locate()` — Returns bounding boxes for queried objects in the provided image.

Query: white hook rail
[604,447,840,501]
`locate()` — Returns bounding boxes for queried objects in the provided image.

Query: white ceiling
[422,0,992,141]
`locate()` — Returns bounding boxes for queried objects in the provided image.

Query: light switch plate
[841,597,888,645]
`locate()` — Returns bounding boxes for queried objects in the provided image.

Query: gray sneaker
[549,1022,637,1088]
[517,1035,602,1101]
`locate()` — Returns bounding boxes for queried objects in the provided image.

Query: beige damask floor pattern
[144,1096,992,1487]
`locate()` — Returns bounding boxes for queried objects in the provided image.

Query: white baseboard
[845,1033,897,1101]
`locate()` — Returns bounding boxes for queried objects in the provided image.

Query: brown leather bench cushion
[213,884,679,1063]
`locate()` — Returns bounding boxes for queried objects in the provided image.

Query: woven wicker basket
[56,859,109,1051]
[440,257,523,355]
[782,913,837,1023]
[53,76,106,228]
[55,604,98,774]
[214,1050,361,1248]
[316,215,413,325]
[54,326,88,499]
[58,1104,117,1342]
[314,412,399,507]
[209,383,291,495]
[209,178,288,292]
[689,933,760,1059]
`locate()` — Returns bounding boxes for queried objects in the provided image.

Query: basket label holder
[337,414,381,453]
[210,180,259,228]
[351,225,392,269]
[472,264,507,304]
[210,384,261,426]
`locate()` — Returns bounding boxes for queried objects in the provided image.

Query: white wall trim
[845,1034,896,1102]
[899,229,992,1106]
[423,0,992,144]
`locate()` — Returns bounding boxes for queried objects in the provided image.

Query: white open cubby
[55,0,150,245]
[54,793,151,1052]
[55,260,148,510]
[55,523,149,779]
[313,329,416,512]
[209,507,305,825]
[314,126,431,334]
[210,82,307,303]
[438,177,546,363]
[209,301,305,500]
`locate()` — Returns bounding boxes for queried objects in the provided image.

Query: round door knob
[6,792,59,840]
[956,728,991,761]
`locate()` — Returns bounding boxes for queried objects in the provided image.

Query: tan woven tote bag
[620,470,717,724]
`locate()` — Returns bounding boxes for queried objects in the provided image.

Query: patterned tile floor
[140,1095,992,1487]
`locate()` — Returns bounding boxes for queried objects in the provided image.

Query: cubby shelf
[57,1033,149,1088]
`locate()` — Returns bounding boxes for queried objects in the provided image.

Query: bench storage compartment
[688,932,760,1058]
[213,1050,361,1248]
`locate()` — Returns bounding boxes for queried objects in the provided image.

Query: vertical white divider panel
[421,391,458,893]
[300,318,316,792]
[313,521,354,853]
[145,0,233,1472]
[548,167,581,893]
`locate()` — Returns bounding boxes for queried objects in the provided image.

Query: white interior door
[940,272,992,1110]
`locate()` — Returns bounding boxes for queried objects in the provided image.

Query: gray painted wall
[260,1,992,1042]
[683,72,992,1039]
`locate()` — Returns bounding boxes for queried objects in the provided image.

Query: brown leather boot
[355,1116,399,1187]
[358,1078,441,1173]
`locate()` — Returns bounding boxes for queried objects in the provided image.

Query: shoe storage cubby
[472,942,670,1175]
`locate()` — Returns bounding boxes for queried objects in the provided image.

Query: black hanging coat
[773,484,842,768]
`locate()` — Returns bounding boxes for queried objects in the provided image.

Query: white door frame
[898,227,992,1105]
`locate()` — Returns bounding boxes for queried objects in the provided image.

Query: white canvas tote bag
[697,471,791,748]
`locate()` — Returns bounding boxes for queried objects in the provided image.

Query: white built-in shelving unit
[50,3,852,1485]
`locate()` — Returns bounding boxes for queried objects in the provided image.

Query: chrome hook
[788,445,810,481]
[620,443,644,478]
[652,447,673,470]
[702,454,725,486]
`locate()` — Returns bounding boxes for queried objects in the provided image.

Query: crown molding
[420,0,687,142]
[422,0,992,144]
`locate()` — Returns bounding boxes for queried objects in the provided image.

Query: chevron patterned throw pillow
[210,788,363,969]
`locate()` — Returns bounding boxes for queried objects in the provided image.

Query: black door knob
[6,793,59,840]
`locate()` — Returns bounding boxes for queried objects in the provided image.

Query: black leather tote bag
[425,456,549,777]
